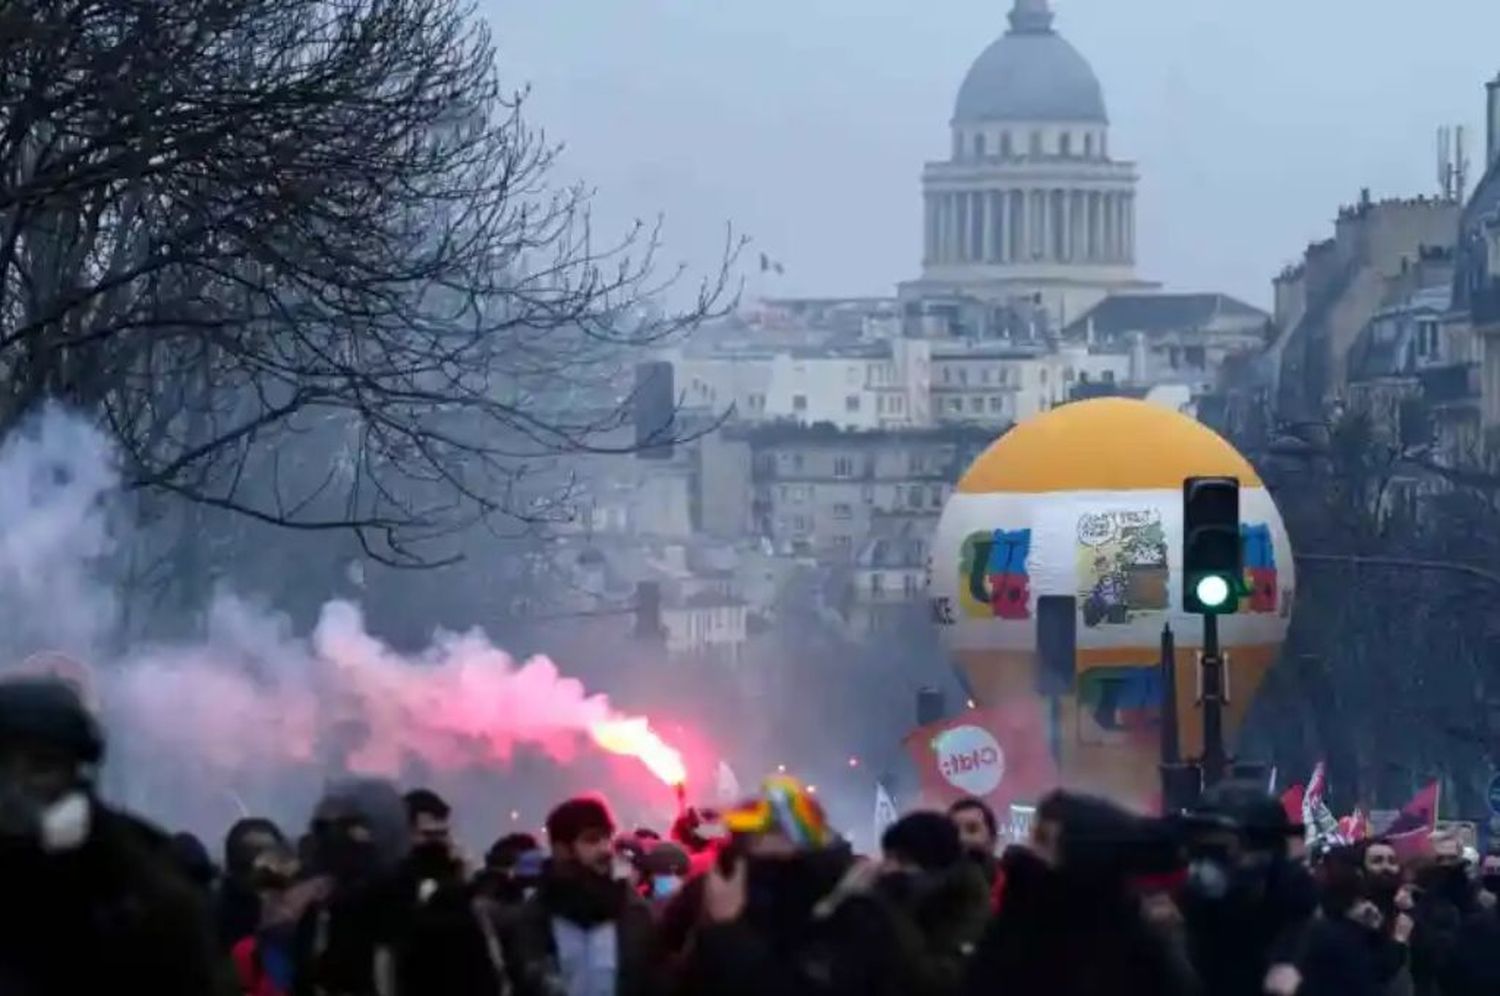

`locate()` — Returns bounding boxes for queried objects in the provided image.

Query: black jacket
[677,852,913,996]
[966,848,1197,996]
[0,804,236,996]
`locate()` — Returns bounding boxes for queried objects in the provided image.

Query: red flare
[589,715,688,788]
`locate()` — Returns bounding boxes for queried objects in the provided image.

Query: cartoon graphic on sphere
[928,398,1294,806]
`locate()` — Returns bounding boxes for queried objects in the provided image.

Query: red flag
[1386,781,1440,861]
[1280,784,1305,826]
[903,704,1056,813]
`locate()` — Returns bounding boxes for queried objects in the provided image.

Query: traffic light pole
[1200,612,1227,789]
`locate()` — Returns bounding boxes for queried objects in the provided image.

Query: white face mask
[39,791,91,854]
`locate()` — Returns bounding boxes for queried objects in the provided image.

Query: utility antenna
[1455,125,1471,203]
[1437,126,1454,201]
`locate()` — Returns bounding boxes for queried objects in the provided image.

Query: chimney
[1488,75,1500,170]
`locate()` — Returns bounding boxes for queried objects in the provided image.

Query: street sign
[1486,772,1500,817]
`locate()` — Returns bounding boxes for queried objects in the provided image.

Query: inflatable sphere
[927,398,1294,806]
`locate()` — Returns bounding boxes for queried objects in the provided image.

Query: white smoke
[0,405,664,839]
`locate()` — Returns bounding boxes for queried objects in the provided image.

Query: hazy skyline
[488,0,1500,310]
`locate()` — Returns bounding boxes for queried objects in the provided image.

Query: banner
[903,704,1056,812]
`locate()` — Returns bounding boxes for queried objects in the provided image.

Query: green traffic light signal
[1194,574,1232,610]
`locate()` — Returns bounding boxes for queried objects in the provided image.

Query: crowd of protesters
[3,677,1500,996]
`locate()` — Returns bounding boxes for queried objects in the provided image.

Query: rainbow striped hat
[723,775,832,848]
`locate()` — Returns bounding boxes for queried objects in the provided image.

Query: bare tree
[0,0,737,566]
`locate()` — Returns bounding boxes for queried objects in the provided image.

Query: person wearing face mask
[391,788,510,996]
[0,677,236,996]
[964,790,1197,996]
[503,794,659,996]
[877,811,990,996]
[220,817,291,949]
[1177,781,1316,996]
[291,778,411,996]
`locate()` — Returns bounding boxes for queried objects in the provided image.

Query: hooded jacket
[293,779,411,996]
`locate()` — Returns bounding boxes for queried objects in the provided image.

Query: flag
[874,783,899,845]
[716,761,742,807]
[902,704,1056,811]
[759,252,769,273]
[1302,762,1342,848]
[1280,784,1305,826]
[1387,781,1440,861]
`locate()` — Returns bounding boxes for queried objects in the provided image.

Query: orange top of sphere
[956,398,1264,495]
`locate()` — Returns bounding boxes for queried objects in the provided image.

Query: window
[929,485,943,508]
[942,366,952,384]
[908,453,925,474]
[1001,132,1014,159]
[989,395,1004,412]
[1417,321,1439,358]
[957,368,968,386]
[792,453,804,471]
[792,394,808,412]
[973,133,986,158]
[845,395,860,413]
[980,368,991,384]
[861,483,875,503]
[950,398,963,412]
[1030,131,1043,156]
[903,573,919,598]
[1084,133,1095,158]
[833,456,854,478]
[1064,367,1075,382]
[832,534,852,554]
[1060,133,1072,157]
[877,395,887,414]
[894,395,905,413]
[970,396,984,413]
[909,485,924,508]
[833,503,853,520]
[792,515,809,532]
[871,572,886,595]
[1184,346,1206,368]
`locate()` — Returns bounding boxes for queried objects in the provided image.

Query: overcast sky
[485,0,1500,310]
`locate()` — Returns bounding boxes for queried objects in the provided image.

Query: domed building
[901,0,1158,332]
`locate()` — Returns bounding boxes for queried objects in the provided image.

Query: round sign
[934,724,1006,796]
[1487,773,1500,818]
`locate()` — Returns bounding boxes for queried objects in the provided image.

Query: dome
[956,398,1262,494]
[953,3,1108,125]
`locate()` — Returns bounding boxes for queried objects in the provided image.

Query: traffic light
[1182,476,1241,615]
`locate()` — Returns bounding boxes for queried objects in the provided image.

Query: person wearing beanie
[640,841,690,903]
[503,794,659,996]
[0,677,236,995]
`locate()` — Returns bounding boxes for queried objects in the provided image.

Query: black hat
[1193,780,1302,846]
[0,678,103,765]
[882,811,963,872]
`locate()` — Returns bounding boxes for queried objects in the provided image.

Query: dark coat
[1297,915,1404,996]
[677,857,914,996]
[965,848,1197,996]
[503,879,658,996]
[0,804,237,996]
[880,862,992,996]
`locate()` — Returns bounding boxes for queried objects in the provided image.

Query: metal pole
[1201,613,1227,788]
[1159,622,1179,765]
